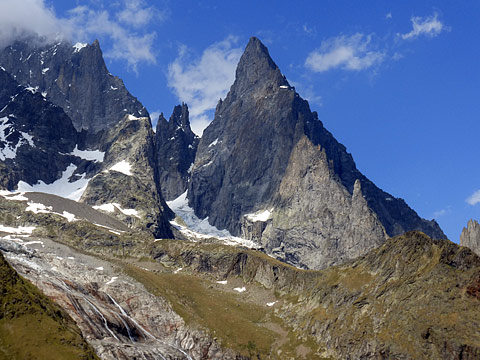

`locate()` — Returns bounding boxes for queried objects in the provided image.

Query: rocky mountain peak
[460,219,480,256]
[230,37,288,98]
[154,104,199,200]
[0,38,146,135]
[188,36,445,269]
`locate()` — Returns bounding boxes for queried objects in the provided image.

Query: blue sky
[2,0,480,241]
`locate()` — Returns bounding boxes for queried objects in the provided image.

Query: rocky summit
[188,37,445,269]
[155,103,199,200]
[460,219,480,256]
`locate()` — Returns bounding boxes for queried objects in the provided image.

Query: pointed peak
[230,37,287,96]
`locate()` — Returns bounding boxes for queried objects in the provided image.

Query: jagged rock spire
[154,103,199,200]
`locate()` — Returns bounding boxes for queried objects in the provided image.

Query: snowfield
[167,192,256,248]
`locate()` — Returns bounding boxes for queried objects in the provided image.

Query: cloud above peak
[0,0,164,71]
[305,33,385,73]
[167,36,242,136]
[400,12,446,40]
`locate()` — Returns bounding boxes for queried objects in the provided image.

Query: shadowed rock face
[155,104,199,201]
[0,38,146,134]
[188,36,446,269]
[461,219,480,256]
[0,68,92,189]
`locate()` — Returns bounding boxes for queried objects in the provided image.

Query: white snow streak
[92,203,140,218]
[70,145,105,162]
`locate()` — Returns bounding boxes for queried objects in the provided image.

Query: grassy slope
[0,252,99,360]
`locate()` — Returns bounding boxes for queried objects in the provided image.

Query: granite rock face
[154,104,199,200]
[81,114,174,238]
[0,38,146,134]
[0,67,95,190]
[460,219,480,256]
[188,37,446,269]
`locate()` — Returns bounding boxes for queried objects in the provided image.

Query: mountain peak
[232,37,287,95]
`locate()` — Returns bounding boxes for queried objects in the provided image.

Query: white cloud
[467,190,480,206]
[386,13,392,19]
[167,36,242,136]
[433,206,451,218]
[400,12,445,40]
[305,33,385,73]
[116,0,166,29]
[66,2,159,71]
[0,0,163,71]
[0,0,71,48]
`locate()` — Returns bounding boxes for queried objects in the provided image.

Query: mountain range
[0,35,478,359]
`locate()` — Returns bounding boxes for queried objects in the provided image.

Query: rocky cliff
[188,36,445,269]
[0,67,95,191]
[155,104,199,200]
[0,39,173,239]
[0,37,146,134]
[460,219,480,256]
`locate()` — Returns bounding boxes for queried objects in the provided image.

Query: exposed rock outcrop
[0,251,99,359]
[0,38,146,133]
[188,36,445,269]
[155,104,199,200]
[81,114,174,238]
[460,219,480,256]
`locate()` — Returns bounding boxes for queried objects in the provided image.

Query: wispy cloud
[305,33,385,73]
[386,13,392,19]
[433,206,451,218]
[467,190,480,206]
[400,12,445,40]
[0,0,164,71]
[167,36,242,136]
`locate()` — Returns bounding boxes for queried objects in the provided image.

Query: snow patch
[208,138,219,147]
[127,114,140,120]
[216,280,227,285]
[42,67,49,74]
[110,86,118,90]
[245,209,273,222]
[279,85,289,89]
[0,224,36,234]
[0,190,28,201]
[187,163,194,173]
[93,202,140,218]
[234,287,246,293]
[95,266,104,271]
[25,85,39,94]
[106,277,118,285]
[25,201,52,213]
[73,43,88,53]
[167,192,255,248]
[17,164,90,201]
[174,268,183,274]
[25,201,77,222]
[266,301,277,307]
[70,145,105,162]
[0,117,35,160]
[109,161,133,176]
